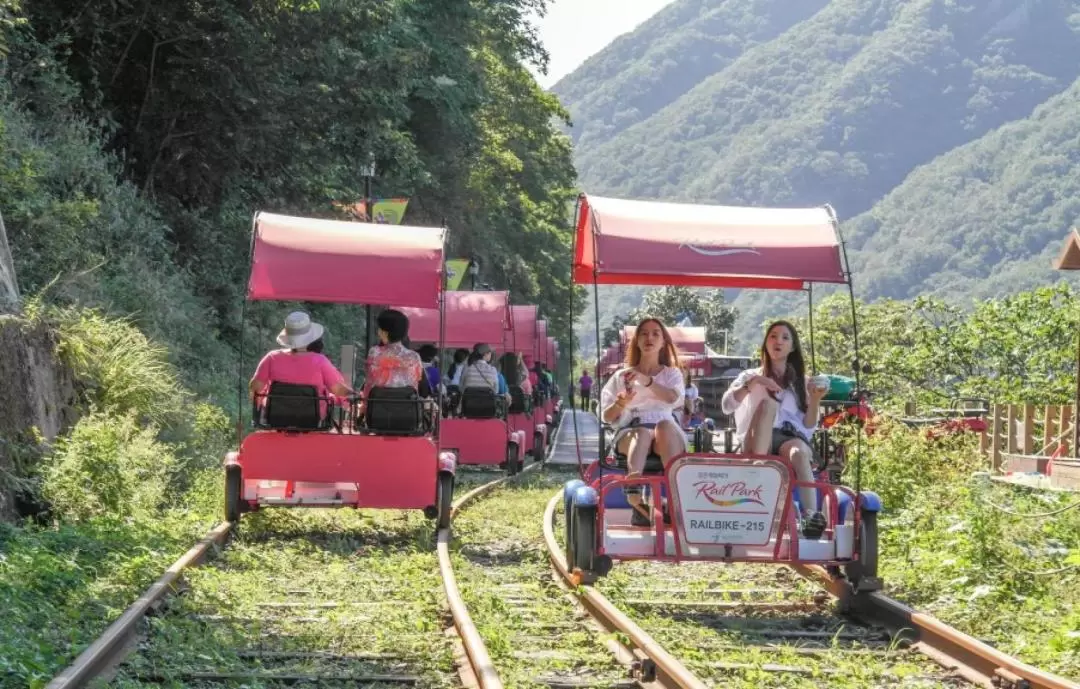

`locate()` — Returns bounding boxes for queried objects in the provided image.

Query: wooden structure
[1052,228,1080,455]
[984,402,1080,491]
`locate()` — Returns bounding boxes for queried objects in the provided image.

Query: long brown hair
[625,318,681,369]
[759,320,807,413]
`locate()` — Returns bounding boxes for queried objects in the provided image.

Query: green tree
[795,285,1080,410]
[627,287,737,352]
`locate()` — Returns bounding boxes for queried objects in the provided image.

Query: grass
[0,511,213,689]
[110,506,459,688]
[449,470,633,688]
[6,419,1080,688]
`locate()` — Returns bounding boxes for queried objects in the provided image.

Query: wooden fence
[983,403,1080,490]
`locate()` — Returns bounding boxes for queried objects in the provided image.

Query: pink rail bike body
[587,453,864,567]
[440,417,524,466]
[229,431,455,510]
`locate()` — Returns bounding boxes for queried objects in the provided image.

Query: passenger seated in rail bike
[500,352,533,396]
[598,317,686,527]
[417,344,443,395]
[361,309,434,424]
[720,320,829,539]
[458,343,512,410]
[249,311,354,426]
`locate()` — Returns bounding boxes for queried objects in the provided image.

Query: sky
[528,0,677,89]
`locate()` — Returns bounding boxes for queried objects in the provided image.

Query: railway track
[38,409,1080,689]
[43,465,537,689]
[541,486,1080,689]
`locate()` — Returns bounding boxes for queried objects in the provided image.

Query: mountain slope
[728,72,1080,347]
[552,0,830,151]
[570,0,1080,219]
[848,72,1080,301]
[563,0,1080,352]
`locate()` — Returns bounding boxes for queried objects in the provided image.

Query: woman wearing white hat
[250,311,353,417]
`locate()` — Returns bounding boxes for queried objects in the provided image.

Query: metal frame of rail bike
[225,212,456,528]
[563,194,882,596]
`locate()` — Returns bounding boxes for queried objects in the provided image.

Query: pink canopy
[248,212,445,307]
[396,291,509,347]
[511,305,538,358]
[620,325,706,355]
[573,194,845,290]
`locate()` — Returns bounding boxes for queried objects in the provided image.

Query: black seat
[508,385,530,414]
[365,386,423,434]
[461,387,499,419]
[262,382,326,430]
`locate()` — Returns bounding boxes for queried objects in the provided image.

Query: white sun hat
[276,311,325,349]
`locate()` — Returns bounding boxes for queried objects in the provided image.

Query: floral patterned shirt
[365,342,422,390]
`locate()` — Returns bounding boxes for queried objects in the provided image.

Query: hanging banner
[446,258,471,290]
[331,198,410,224]
[371,198,409,225]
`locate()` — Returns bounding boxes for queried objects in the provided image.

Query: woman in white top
[599,318,686,519]
[721,320,828,538]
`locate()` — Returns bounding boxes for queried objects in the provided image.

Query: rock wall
[0,316,78,520]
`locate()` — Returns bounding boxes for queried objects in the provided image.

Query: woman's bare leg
[622,427,652,518]
[653,419,686,465]
[779,438,818,514]
[745,397,779,454]
[625,427,655,477]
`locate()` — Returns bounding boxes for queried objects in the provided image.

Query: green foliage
[862,424,1080,677]
[41,411,178,522]
[797,284,1080,408]
[595,287,737,357]
[10,0,577,349]
[0,514,207,687]
[42,304,187,425]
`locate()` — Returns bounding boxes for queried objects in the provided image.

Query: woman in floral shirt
[363,309,426,395]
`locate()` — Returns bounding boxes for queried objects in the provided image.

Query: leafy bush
[36,304,188,425]
[41,411,178,522]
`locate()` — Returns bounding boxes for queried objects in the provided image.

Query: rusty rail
[542,491,708,689]
[45,522,234,689]
[46,465,535,689]
[439,463,541,689]
[795,565,1080,689]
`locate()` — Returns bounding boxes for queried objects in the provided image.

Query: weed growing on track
[450,470,633,688]
[0,512,213,688]
[111,506,458,688]
[855,422,1080,680]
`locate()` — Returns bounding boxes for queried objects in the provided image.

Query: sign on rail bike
[669,457,788,547]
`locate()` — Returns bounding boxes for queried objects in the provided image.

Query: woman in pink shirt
[249,311,353,419]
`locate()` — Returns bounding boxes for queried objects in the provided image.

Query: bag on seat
[264,382,324,430]
[461,387,498,419]
[366,386,422,433]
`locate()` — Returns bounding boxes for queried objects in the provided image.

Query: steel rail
[542,491,708,689]
[795,565,1080,689]
[45,522,234,689]
[439,462,542,689]
[45,462,536,689]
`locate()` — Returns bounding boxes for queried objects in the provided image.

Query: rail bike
[398,290,528,475]
[223,212,456,527]
[562,194,882,596]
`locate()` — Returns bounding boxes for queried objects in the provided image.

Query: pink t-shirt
[251,350,345,417]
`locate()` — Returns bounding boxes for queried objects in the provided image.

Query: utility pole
[0,208,19,314]
[362,152,377,351]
